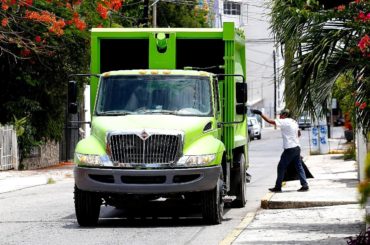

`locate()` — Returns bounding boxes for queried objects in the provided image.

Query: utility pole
[273,50,277,126]
[272,50,277,118]
[153,3,157,27]
[151,0,160,27]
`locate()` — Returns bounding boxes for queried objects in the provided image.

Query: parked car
[298,115,312,130]
[248,117,261,140]
[248,120,253,141]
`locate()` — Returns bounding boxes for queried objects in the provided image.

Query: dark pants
[275,146,308,189]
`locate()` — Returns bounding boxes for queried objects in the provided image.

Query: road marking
[219,212,256,245]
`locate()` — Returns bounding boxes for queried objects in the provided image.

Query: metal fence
[0,125,18,170]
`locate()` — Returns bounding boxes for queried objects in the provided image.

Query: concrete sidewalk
[0,162,74,193]
[232,153,365,245]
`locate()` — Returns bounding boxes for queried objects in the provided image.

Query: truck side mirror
[68,80,78,114]
[236,83,248,103]
[236,104,247,115]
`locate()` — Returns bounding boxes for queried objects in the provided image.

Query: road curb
[261,199,358,209]
[260,192,274,209]
[219,212,256,245]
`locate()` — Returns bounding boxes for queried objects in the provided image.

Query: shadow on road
[63,198,233,228]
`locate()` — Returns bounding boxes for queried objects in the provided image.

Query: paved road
[0,127,312,245]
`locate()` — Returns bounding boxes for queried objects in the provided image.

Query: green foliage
[343,145,356,160]
[12,116,27,137]
[347,228,370,245]
[17,121,42,161]
[270,0,370,135]
[156,1,210,27]
[333,74,355,114]
[47,178,56,184]
[332,73,357,127]
[0,0,210,160]
[236,28,246,39]
[359,153,370,206]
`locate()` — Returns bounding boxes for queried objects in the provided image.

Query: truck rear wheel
[201,177,224,224]
[74,185,101,226]
[231,153,247,207]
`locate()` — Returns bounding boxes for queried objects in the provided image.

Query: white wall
[215,0,283,121]
[243,0,281,120]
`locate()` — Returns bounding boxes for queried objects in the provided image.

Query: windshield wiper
[136,109,178,115]
[98,110,132,116]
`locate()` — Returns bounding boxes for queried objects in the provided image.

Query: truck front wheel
[201,176,224,224]
[74,185,101,226]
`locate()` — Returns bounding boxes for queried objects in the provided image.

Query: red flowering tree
[0,0,133,60]
[0,0,132,159]
[0,0,209,160]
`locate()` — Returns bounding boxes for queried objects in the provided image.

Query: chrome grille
[108,131,183,164]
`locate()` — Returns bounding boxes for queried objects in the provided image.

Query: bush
[344,145,356,160]
[347,228,370,245]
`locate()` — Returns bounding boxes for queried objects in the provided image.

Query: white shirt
[275,118,300,149]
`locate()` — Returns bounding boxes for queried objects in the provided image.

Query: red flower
[360,102,367,110]
[20,49,31,57]
[358,35,370,53]
[337,5,345,11]
[74,18,86,30]
[107,0,123,11]
[355,101,361,107]
[97,3,108,19]
[2,3,9,10]
[35,35,42,43]
[1,18,8,27]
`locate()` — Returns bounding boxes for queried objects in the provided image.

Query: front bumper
[74,165,221,194]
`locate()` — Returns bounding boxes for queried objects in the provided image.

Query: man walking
[251,109,309,192]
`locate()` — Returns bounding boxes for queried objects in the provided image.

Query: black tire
[201,177,224,225]
[74,185,101,226]
[231,153,247,208]
[257,134,261,140]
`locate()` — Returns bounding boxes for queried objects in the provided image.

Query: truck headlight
[177,154,216,166]
[75,153,112,166]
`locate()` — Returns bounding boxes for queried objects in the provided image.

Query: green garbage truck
[69,22,249,226]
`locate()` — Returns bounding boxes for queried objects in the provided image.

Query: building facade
[211,0,285,125]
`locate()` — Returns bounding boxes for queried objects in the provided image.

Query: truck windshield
[95,75,212,116]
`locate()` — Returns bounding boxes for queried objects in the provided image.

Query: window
[224,1,241,15]
[95,75,213,116]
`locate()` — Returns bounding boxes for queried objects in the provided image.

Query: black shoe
[297,186,309,192]
[268,187,282,193]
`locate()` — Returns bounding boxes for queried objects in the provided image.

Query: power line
[247,59,274,68]
[247,47,275,55]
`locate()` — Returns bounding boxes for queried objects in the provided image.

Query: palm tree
[270,0,370,135]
